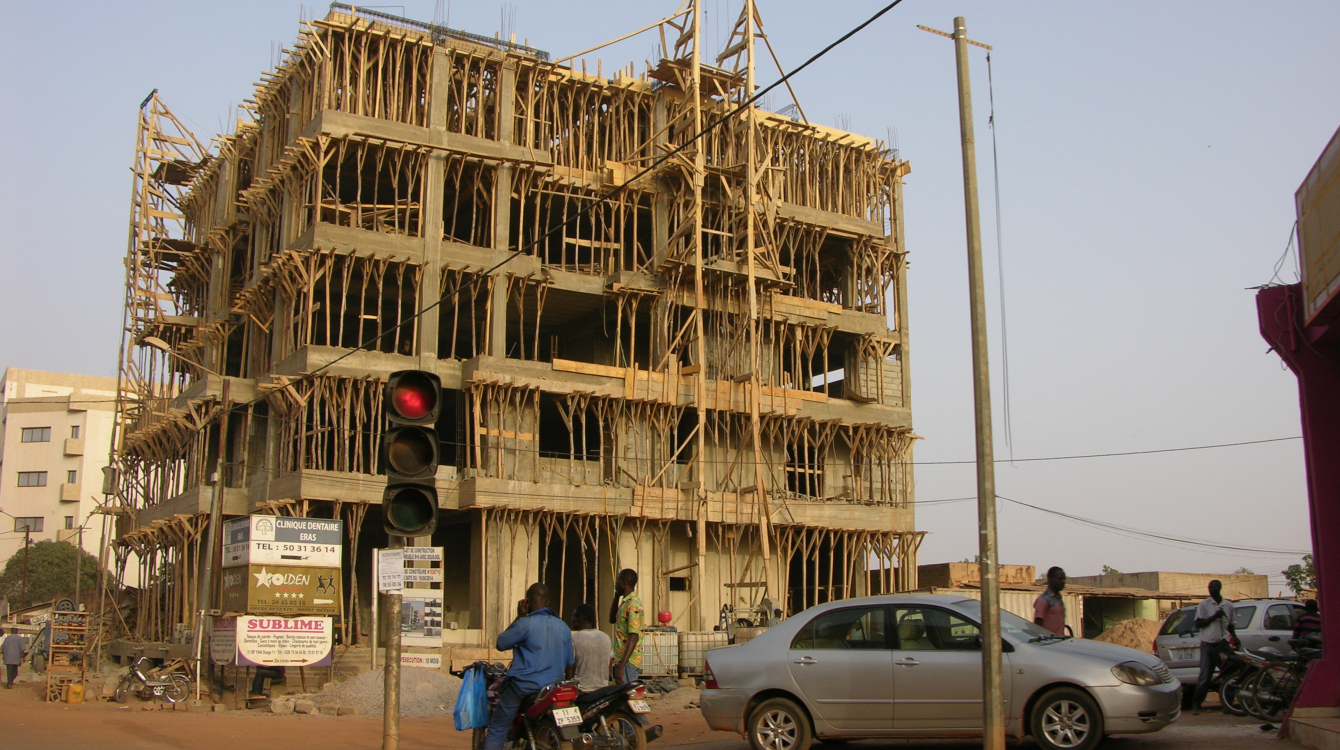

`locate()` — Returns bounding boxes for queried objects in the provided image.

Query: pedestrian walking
[1033,567,1067,636]
[2,627,25,689]
[568,603,613,693]
[1191,579,1236,714]
[608,569,643,684]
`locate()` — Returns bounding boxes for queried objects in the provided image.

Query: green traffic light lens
[386,487,436,534]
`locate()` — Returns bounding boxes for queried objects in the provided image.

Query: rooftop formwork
[107,1,921,648]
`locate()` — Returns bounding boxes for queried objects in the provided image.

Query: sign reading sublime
[221,565,342,616]
[235,616,333,667]
[223,515,343,568]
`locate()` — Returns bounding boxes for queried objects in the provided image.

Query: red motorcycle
[470,662,585,750]
[470,662,663,750]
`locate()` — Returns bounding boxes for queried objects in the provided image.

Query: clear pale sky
[2,1,1336,591]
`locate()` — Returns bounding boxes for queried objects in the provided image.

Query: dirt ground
[0,675,1291,750]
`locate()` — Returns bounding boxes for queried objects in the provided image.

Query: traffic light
[382,370,440,537]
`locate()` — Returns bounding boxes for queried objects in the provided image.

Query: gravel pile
[314,667,462,717]
[1094,618,1162,652]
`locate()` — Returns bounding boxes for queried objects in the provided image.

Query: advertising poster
[211,616,238,665]
[223,515,343,568]
[401,591,444,645]
[221,565,342,616]
[235,616,333,667]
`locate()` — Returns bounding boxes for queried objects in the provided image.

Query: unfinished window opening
[444,52,499,139]
[514,68,656,171]
[271,376,385,476]
[323,24,433,127]
[669,576,688,592]
[437,267,493,360]
[293,251,422,356]
[843,334,901,406]
[441,156,496,248]
[222,325,246,378]
[513,177,654,275]
[319,139,427,236]
[503,274,551,361]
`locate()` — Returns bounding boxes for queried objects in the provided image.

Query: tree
[1282,555,1317,595]
[0,540,99,608]
[1101,565,1121,576]
[1234,567,1255,575]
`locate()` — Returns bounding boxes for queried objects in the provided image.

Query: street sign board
[223,515,343,568]
[220,564,342,616]
[235,616,333,667]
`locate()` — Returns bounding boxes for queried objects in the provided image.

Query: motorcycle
[469,662,663,750]
[114,656,191,704]
[570,679,664,750]
[1239,634,1323,722]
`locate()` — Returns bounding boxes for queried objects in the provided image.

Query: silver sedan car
[700,594,1180,750]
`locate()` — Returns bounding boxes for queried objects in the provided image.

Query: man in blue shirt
[482,583,574,750]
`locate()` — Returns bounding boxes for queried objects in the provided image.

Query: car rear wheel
[1030,687,1104,750]
[747,698,812,750]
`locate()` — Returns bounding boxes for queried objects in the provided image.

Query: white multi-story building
[0,368,117,567]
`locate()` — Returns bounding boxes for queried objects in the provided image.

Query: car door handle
[793,656,818,665]
[1268,636,1281,642]
[896,658,921,667]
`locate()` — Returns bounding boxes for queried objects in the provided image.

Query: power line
[914,436,1302,465]
[996,493,1310,557]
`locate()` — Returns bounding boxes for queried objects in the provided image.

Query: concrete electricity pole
[919,17,1004,750]
[383,537,404,750]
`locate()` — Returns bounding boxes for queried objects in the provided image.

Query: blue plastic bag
[454,665,490,731]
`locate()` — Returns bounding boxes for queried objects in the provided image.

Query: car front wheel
[1030,687,1104,750]
[747,698,812,750]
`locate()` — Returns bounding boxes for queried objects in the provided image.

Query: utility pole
[74,523,84,606]
[383,537,404,750]
[22,527,31,607]
[196,379,231,666]
[919,17,1004,750]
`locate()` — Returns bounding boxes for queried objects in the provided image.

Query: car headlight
[1112,661,1161,687]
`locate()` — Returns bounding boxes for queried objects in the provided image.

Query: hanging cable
[985,51,1013,459]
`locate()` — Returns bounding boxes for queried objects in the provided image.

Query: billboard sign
[235,616,333,667]
[223,515,343,569]
[221,565,342,616]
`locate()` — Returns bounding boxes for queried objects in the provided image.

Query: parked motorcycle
[468,662,663,750]
[1239,634,1323,722]
[114,656,191,704]
[1208,647,1256,716]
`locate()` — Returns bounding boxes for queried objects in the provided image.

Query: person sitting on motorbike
[568,603,613,693]
[483,583,575,750]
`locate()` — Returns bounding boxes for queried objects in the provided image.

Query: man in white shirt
[567,604,613,693]
[1191,580,1236,714]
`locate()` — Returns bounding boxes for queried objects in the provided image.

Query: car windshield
[955,600,1059,640]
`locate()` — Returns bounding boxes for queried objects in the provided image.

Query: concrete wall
[1068,571,1269,600]
[918,562,1038,589]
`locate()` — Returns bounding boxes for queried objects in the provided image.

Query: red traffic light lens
[391,376,437,421]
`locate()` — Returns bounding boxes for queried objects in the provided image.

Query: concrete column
[417,50,452,365]
[893,175,911,409]
[486,61,518,359]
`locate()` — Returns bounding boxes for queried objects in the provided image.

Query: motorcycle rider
[483,582,575,750]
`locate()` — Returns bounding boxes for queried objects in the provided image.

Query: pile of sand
[1094,618,1161,653]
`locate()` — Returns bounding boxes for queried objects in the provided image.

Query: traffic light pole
[383,535,404,750]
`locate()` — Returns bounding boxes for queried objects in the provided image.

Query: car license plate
[553,707,582,727]
[1171,647,1198,661]
[629,700,651,714]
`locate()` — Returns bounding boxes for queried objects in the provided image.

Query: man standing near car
[483,583,574,750]
[608,569,643,684]
[1033,567,1067,635]
[1191,579,1236,714]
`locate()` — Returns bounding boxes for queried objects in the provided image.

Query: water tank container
[640,631,679,677]
[677,631,729,676]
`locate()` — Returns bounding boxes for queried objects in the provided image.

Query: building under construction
[109,1,920,650]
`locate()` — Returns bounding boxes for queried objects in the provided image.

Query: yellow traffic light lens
[387,428,436,475]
